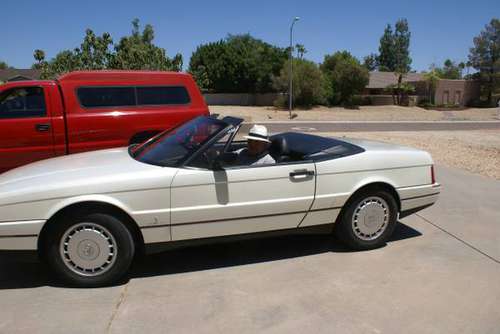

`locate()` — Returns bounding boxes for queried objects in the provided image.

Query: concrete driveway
[1,165,499,334]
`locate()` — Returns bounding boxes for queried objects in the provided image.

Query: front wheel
[44,213,135,287]
[335,190,398,250]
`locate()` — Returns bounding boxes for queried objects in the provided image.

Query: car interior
[188,129,365,170]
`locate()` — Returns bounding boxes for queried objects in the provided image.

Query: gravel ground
[211,105,500,122]
[319,130,500,180]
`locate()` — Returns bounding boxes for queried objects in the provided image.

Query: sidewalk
[211,105,500,122]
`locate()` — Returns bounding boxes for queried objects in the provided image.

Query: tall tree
[376,19,412,105]
[112,19,182,71]
[189,34,287,93]
[33,19,182,79]
[468,18,500,104]
[377,24,395,71]
[363,53,378,71]
[0,61,8,69]
[377,19,412,73]
[321,51,369,105]
[76,29,114,70]
[393,19,412,73]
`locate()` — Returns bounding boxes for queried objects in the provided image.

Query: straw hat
[244,125,271,143]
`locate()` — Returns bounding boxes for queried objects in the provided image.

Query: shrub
[343,95,371,109]
[417,97,434,108]
[320,51,369,105]
[189,34,287,93]
[467,98,496,108]
[273,58,330,108]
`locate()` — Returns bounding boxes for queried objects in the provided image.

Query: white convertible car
[0,116,440,287]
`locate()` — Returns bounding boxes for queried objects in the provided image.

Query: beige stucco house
[364,71,480,107]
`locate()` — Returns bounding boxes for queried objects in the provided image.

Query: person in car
[234,125,276,166]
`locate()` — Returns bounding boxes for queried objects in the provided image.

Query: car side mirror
[210,157,224,171]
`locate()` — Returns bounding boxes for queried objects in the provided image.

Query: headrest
[270,136,289,156]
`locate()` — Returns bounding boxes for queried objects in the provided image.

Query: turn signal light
[431,165,436,184]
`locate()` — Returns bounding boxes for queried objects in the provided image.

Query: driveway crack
[106,283,129,333]
[416,213,500,265]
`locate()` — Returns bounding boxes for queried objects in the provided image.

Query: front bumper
[397,183,441,216]
[0,220,45,250]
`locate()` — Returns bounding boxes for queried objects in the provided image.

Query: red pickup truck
[0,71,209,173]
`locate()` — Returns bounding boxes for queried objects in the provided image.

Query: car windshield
[131,116,228,167]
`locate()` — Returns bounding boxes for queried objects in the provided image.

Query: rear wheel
[44,213,135,287]
[335,190,398,250]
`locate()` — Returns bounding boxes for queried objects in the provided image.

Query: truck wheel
[335,190,398,250]
[44,213,135,287]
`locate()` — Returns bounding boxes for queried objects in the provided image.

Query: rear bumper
[0,220,45,250]
[397,183,441,216]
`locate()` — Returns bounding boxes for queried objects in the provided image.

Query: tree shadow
[0,222,421,290]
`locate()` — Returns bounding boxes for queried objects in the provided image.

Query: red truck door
[0,85,56,173]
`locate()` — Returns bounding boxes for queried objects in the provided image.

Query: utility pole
[289,16,300,119]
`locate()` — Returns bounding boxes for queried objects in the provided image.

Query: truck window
[0,87,46,119]
[77,87,136,108]
[77,86,191,109]
[136,86,190,105]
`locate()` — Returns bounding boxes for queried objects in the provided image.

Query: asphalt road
[1,165,499,333]
[239,120,500,133]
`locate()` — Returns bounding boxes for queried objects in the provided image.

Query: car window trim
[223,159,315,170]
[183,158,315,171]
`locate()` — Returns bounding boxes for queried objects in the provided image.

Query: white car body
[0,121,440,252]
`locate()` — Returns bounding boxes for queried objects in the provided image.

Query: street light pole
[289,16,300,119]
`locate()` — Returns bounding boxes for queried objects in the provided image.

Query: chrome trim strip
[401,192,441,201]
[141,206,342,229]
[0,234,38,239]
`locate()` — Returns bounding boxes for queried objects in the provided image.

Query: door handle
[289,170,315,178]
[35,123,51,132]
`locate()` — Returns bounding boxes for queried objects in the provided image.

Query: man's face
[247,139,268,156]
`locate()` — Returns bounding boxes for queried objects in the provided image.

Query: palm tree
[295,44,307,59]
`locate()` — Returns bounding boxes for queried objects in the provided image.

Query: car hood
[0,148,176,206]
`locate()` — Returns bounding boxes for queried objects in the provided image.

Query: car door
[169,162,316,241]
[0,86,56,173]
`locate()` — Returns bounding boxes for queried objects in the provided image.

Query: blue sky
[2,0,498,71]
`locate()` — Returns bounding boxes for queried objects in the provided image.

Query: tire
[44,213,135,287]
[335,189,398,250]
